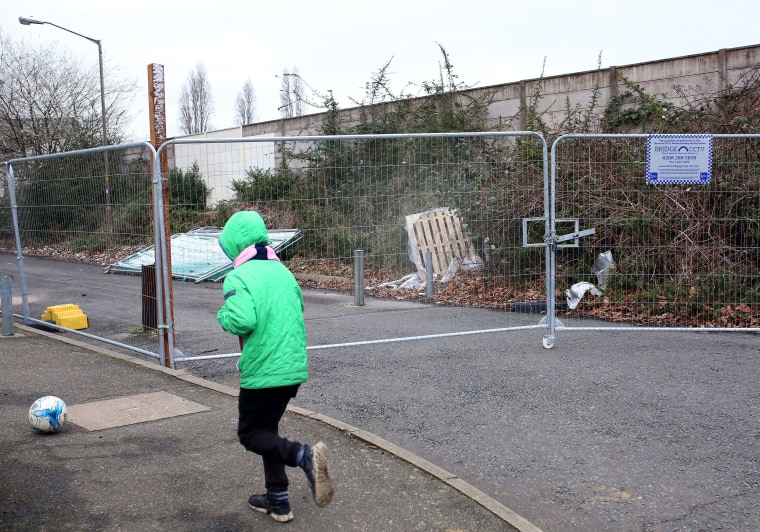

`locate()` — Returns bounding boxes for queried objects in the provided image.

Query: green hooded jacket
[217,211,307,390]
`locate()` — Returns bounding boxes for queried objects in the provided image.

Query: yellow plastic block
[41,304,78,321]
[41,304,89,330]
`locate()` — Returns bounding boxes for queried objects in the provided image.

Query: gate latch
[522,218,596,248]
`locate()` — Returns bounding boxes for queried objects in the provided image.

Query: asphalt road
[2,254,759,531]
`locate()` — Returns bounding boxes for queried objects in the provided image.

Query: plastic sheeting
[592,250,616,289]
[565,281,603,310]
[106,227,302,283]
[565,251,616,309]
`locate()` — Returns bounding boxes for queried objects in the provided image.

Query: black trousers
[238,384,302,492]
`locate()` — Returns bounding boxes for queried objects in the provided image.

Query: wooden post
[148,63,175,367]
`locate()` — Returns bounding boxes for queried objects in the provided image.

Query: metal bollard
[1,276,14,336]
[354,250,365,306]
[425,251,434,298]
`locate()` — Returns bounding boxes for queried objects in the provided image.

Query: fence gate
[544,133,760,343]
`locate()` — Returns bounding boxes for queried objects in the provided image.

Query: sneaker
[248,493,294,523]
[301,442,334,508]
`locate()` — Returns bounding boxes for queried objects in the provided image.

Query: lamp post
[19,16,112,224]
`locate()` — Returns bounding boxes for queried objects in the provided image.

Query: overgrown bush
[267,46,514,273]
[243,53,760,320]
[164,161,211,233]
[232,167,292,202]
[169,162,208,210]
[11,152,154,249]
[543,67,760,322]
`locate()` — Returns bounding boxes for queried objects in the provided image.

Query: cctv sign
[646,134,713,185]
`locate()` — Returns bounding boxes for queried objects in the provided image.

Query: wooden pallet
[409,208,477,277]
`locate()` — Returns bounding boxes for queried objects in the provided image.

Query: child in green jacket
[218,210,333,522]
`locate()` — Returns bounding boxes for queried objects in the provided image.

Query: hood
[219,210,270,260]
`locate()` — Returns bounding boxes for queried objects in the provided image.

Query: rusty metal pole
[148,63,175,367]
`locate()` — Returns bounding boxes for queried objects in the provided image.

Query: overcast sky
[3,1,758,141]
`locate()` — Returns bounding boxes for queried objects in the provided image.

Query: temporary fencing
[1,142,169,361]
[543,133,760,344]
[3,132,757,369]
[156,132,551,364]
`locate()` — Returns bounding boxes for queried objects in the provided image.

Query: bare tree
[279,69,294,119]
[235,78,256,126]
[279,67,305,118]
[178,63,214,134]
[0,32,135,159]
[291,67,305,117]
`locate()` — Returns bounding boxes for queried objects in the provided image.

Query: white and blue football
[29,396,67,433]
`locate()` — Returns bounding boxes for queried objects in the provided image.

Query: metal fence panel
[1,143,163,359]
[155,132,551,364]
[547,134,760,340]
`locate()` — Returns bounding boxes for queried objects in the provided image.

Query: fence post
[354,249,365,306]
[1,276,13,336]
[6,165,31,324]
[425,251,434,298]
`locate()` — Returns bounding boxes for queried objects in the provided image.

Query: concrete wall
[235,44,759,138]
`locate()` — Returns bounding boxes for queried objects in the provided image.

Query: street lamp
[19,16,112,223]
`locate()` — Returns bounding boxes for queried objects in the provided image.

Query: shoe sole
[312,442,334,508]
[249,501,294,523]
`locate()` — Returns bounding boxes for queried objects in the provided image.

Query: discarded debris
[566,282,603,310]
[408,207,483,279]
[565,251,615,309]
[378,208,483,291]
[106,227,302,283]
[592,250,615,289]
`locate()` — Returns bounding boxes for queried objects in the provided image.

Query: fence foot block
[41,304,89,330]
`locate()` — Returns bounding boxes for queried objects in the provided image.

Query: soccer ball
[29,396,67,433]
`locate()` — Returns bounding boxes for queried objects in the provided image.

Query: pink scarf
[233,243,281,268]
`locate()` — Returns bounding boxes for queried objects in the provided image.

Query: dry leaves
[0,241,144,267]
[2,242,757,329]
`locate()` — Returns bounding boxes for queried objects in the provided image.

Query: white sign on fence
[646,134,713,185]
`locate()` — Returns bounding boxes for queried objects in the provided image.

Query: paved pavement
[0,324,529,531]
[2,255,760,530]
